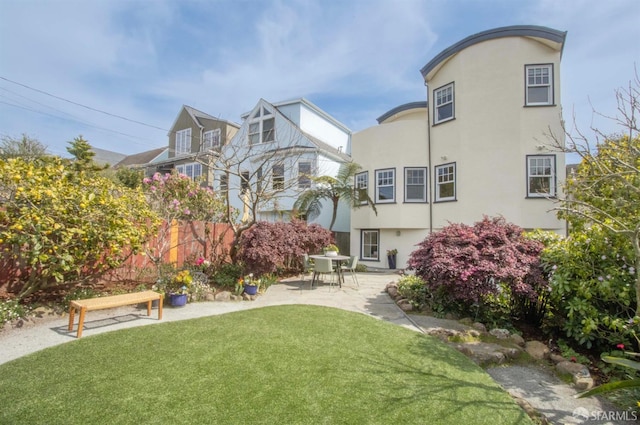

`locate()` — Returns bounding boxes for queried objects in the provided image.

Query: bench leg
[146,300,152,316]
[68,307,76,331]
[77,307,87,338]
[158,295,163,320]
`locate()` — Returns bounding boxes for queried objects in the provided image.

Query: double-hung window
[203,129,221,151]
[240,171,250,193]
[434,83,454,124]
[272,164,285,191]
[375,168,395,203]
[527,155,556,197]
[175,128,191,155]
[435,163,456,202]
[355,171,368,205]
[298,162,312,189]
[361,229,379,261]
[405,167,427,202]
[219,172,228,193]
[525,64,553,106]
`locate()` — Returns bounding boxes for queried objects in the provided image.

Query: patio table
[309,254,351,287]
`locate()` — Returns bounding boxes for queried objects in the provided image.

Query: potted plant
[387,248,398,270]
[324,244,339,257]
[167,269,192,307]
[240,273,260,296]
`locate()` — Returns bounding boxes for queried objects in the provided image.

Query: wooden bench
[68,290,163,338]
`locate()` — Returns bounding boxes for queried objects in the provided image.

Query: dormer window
[176,128,191,155]
[248,106,275,145]
[203,129,221,151]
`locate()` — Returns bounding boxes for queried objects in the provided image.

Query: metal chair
[311,257,335,290]
[300,254,314,289]
[341,256,359,288]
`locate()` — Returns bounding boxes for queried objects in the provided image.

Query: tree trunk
[634,230,640,317]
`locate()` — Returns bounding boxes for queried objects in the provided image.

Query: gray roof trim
[376,101,428,124]
[420,25,567,79]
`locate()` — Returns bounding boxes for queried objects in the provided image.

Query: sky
[1,0,639,159]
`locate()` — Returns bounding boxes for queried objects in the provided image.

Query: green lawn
[0,305,531,424]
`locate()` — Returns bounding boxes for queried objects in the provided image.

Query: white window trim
[435,163,456,202]
[375,168,395,203]
[176,162,202,181]
[175,128,191,155]
[404,167,427,203]
[355,171,368,205]
[434,82,454,124]
[203,129,221,151]
[527,155,556,197]
[525,64,553,106]
[361,229,379,261]
[248,106,276,145]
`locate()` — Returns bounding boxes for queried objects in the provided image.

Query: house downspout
[426,81,433,234]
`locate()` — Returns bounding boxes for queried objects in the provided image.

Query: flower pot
[388,255,397,270]
[325,251,338,257]
[169,293,188,307]
[244,284,258,295]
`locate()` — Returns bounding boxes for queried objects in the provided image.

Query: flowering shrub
[238,220,333,275]
[541,225,637,349]
[168,270,192,294]
[396,275,428,309]
[407,216,546,320]
[0,299,31,324]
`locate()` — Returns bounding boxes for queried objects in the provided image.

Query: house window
[241,171,250,193]
[375,169,395,203]
[525,64,553,106]
[176,128,191,155]
[434,83,454,124]
[256,167,263,193]
[405,167,427,202]
[219,173,228,193]
[203,129,221,151]
[527,155,556,197]
[355,171,368,205]
[248,106,275,145]
[435,163,456,202]
[361,229,379,261]
[272,164,284,191]
[176,162,202,181]
[298,162,312,189]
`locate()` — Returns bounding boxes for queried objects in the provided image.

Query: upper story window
[272,163,285,191]
[176,162,202,181]
[375,168,395,203]
[176,128,191,155]
[405,167,427,203]
[527,155,556,197]
[249,106,275,145]
[355,171,368,205]
[203,129,221,151]
[525,64,553,106]
[219,172,228,193]
[240,171,250,193]
[435,163,456,202]
[434,83,454,124]
[298,161,312,189]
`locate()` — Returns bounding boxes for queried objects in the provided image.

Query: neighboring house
[214,98,353,233]
[351,25,567,269]
[114,147,168,176]
[153,105,240,185]
[90,147,126,167]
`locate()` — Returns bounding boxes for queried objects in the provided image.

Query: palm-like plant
[293,162,376,231]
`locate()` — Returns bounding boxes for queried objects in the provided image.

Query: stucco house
[350,25,567,269]
[149,105,240,184]
[213,97,353,234]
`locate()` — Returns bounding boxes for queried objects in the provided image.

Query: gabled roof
[115,147,167,168]
[377,101,428,124]
[90,147,126,166]
[420,25,567,80]
[167,105,240,136]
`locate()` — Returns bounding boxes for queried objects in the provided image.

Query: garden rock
[396,299,413,312]
[556,361,594,391]
[509,333,525,347]
[489,328,511,339]
[525,340,550,360]
[454,341,521,366]
[386,284,399,299]
[214,291,232,301]
[472,322,487,333]
[549,353,566,364]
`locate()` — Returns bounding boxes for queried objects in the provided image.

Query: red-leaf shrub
[238,220,333,275]
[408,216,546,317]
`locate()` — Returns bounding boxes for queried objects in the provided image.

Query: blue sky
[1,0,638,159]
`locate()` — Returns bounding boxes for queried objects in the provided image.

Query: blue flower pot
[169,293,188,307]
[244,284,258,295]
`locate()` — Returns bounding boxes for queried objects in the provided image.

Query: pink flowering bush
[238,220,333,275]
[407,216,546,323]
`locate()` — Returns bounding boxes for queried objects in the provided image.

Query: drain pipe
[426,81,433,234]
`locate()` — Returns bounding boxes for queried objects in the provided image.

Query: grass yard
[0,305,532,424]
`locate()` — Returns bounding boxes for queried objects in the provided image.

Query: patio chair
[311,257,336,290]
[340,256,359,288]
[300,254,314,289]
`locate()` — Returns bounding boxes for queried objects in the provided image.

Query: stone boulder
[525,340,550,360]
[215,291,232,301]
[556,361,594,391]
[489,328,511,339]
